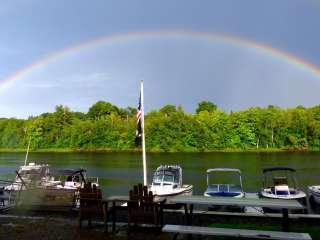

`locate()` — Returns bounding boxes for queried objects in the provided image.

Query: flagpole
[24,136,31,166]
[141,80,147,186]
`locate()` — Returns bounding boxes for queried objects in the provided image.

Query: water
[0,152,319,197]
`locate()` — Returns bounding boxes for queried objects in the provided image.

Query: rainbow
[1,29,320,90]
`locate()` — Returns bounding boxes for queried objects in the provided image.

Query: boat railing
[86,176,99,185]
[0,179,23,207]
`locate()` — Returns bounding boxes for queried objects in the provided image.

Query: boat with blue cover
[204,168,244,198]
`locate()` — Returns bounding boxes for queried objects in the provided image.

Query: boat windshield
[153,169,179,184]
[163,174,174,183]
[19,169,41,175]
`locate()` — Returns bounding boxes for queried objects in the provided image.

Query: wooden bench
[78,183,106,229]
[162,224,312,240]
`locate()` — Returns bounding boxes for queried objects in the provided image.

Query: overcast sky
[0,0,320,118]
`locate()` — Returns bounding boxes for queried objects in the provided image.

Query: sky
[0,0,320,118]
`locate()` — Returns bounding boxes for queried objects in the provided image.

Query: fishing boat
[259,167,306,200]
[308,185,320,205]
[5,163,51,191]
[204,168,245,198]
[14,168,99,210]
[150,165,193,197]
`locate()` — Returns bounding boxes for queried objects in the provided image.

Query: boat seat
[274,177,288,186]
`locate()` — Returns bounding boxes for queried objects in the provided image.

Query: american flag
[135,92,142,146]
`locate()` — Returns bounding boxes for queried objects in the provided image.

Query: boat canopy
[263,167,296,173]
[206,168,241,174]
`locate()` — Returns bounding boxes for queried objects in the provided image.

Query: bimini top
[263,167,296,173]
[206,168,241,174]
[51,168,86,176]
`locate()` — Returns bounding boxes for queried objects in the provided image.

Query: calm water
[0,152,319,197]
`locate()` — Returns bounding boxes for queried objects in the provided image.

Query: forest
[0,101,320,152]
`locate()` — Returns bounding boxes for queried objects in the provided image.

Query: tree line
[0,101,320,151]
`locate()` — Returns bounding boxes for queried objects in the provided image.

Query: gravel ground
[0,215,171,240]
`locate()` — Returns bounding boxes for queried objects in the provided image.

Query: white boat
[204,168,245,198]
[50,168,99,190]
[5,163,51,191]
[150,165,193,197]
[308,185,320,205]
[260,167,306,200]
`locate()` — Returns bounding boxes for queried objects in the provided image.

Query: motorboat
[150,165,193,197]
[50,168,99,190]
[259,167,306,200]
[204,168,245,198]
[308,185,320,205]
[15,168,99,210]
[5,163,51,191]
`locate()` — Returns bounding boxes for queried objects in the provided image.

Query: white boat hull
[150,184,193,197]
[204,192,244,198]
[260,189,306,200]
[308,186,320,204]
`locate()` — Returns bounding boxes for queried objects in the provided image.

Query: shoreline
[0,147,318,153]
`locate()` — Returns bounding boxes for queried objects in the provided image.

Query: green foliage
[196,101,217,114]
[1,100,320,152]
[159,105,177,116]
[87,101,119,120]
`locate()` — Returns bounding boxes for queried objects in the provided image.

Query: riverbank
[0,147,317,153]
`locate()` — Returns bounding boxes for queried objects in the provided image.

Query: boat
[150,165,193,197]
[5,163,51,191]
[308,185,320,205]
[0,179,18,212]
[204,168,245,198]
[50,168,99,190]
[259,167,306,200]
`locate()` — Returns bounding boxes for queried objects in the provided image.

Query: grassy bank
[0,147,318,153]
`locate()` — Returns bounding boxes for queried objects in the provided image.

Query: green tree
[159,105,177,116]
[196,101,217,114]
[87,101,119,120]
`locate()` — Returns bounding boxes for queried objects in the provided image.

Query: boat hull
[204,192,244,198]
[16,187,76,211]
[260,190,306,200]
[149,185,193,197]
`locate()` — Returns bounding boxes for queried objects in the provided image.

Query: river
[0,152,319,197]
